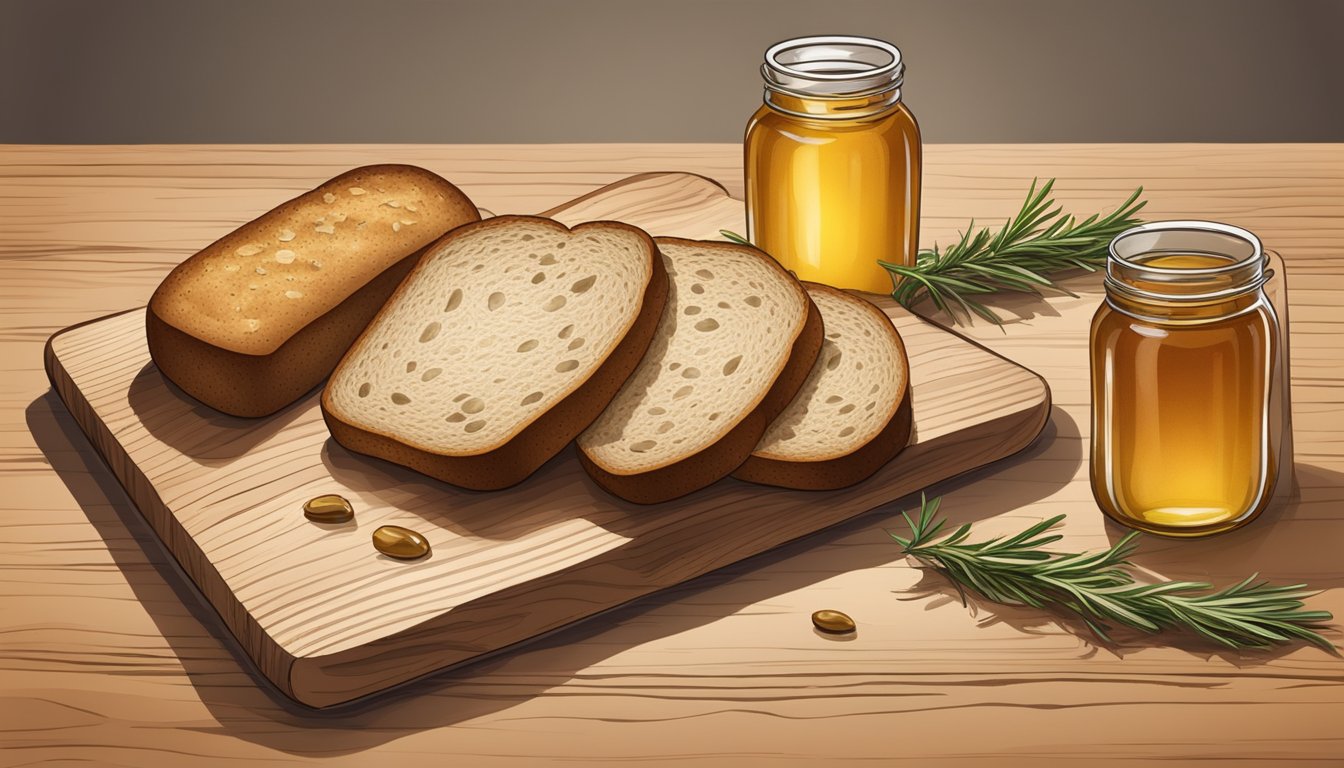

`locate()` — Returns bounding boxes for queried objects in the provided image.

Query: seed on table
[372,525,431,560]
[303,494,354,524]
[811,609,856,634]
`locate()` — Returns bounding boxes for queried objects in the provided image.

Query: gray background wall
[3,0,1342,144]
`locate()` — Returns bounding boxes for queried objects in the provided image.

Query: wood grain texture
[4,145,1344,766]
[43,172,1049,707]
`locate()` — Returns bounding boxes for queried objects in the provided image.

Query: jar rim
[1105,220,1268,305]
[762,36,905,108]
[1109,220,1263,274]
[764,35,903,83]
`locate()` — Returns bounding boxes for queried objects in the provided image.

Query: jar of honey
[1090,221,1281,537]
[745,35,921,293]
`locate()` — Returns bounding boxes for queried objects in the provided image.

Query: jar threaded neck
[761,36,904,119]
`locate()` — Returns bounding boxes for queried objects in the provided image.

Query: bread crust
[321,217,670,491]
[578,237,825,505]
[146,164,479,417]
[732,286,913,490]
[147,251,425,418]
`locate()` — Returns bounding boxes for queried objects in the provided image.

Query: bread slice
[577,237,823,504]
[733,284,912,490]
[322,216,668,491]
[147,164,480,417]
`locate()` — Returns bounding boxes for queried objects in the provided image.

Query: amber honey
[1090,223,1280,537]
[745,36,921,293]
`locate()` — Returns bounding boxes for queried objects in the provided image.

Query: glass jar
[1090,221,1281,537]
[745,35,921,293]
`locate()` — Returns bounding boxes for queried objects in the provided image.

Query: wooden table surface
[3,144,1342,766]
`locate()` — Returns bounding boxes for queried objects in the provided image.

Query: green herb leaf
[890,495,1336,650]
[721,180,1144,327]
[885,179,1147,325]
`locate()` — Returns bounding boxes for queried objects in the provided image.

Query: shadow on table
[29,391,1080,756]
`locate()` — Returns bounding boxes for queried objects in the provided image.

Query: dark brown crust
[732,286,914,490]
[147,249,424,418]
[146,164,479,417]
[578,237,825,505]
[321,216,670,492]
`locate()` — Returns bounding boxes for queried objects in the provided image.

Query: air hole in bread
[531,272,546,284]
[668,362,681,371]
[520,233,534,241]
[630,440,657,453]
[462,397,485,414]
[446,413,465,423]
[745,295,762,307]
[684,306,701,315]
[839,426,856,437]
[539,254,558,266]
[453,393,469,403]
[465,420,486,433]
[558,324,575,339]
[840,404,857,414]
[674,385,694,399]
[358,383,371,398]
[391,393,411,405]
[421,368,442,382]
[488,292,506,311]
[695,269,714,280]
[826,395,843,404]
[648,406,667,415]
[682,367,700,379]
[717,301,731,309]
[708,412,721,421]
[420,322,441,343]
[695,319,720,332]
[656,421,674,434]
[826,351,843,371]
[445,289,463,311]
[522,391,544,406]
[517,339,539,353]
[406,361,417,373]
[691,283,705,294]
[722,355,742,375]
[568,337,585,350]
[571,275,597,293]
[556,359,580,373]
[543,295,567,312]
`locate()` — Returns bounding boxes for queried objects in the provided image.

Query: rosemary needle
[882,179,1146,325]
[889,495,1336,651]
[722,178,1147,326]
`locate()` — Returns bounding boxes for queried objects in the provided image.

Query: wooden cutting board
[44,172,1051,709]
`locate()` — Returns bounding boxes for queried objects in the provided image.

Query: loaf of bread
[322,216,668,490]
[733,284,912,490]
[578,237,823,504]
[147,164,479,417]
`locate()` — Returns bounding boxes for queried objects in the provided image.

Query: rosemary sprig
[889,495,1336,650]
[882,179,1146,325]
[722,179,1147,326]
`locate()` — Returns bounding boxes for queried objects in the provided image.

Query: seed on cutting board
[372,525,431,560]
[303,494,354,523]
[811,609,856,634]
